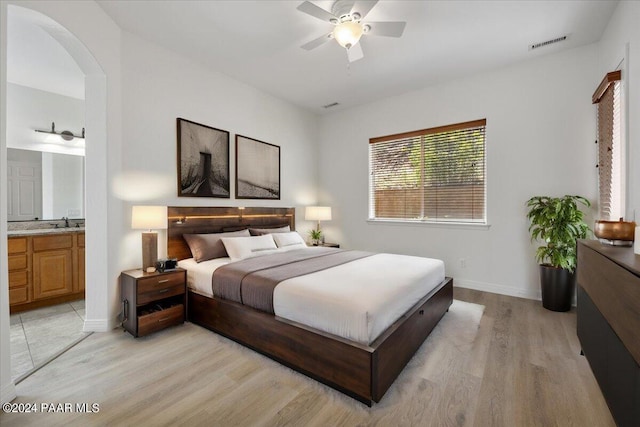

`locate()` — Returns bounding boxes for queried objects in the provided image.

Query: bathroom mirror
[7,147,85,221]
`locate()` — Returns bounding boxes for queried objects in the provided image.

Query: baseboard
[454,278,541,301]
[1,380,16,404]
[82,319,111,332]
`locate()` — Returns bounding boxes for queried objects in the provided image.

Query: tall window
[369,119,487,224]
[593,70,623,220]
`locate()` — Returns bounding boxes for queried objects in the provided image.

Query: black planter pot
[539,264,575,312]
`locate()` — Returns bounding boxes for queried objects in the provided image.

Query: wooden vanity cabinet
[8,232,85,313]
[77,233,85,291]
[33,234,74,299]
[8,237,30,306]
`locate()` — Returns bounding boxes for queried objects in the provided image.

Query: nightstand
[319,242,340,248]
[121,268,186,337]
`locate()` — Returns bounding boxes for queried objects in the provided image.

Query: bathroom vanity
[8,228,85,313]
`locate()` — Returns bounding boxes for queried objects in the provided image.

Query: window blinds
[593,71,622,220]
[369,119,486,223]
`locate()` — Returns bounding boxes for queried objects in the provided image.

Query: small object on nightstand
[121,268,186,337]
[146,266,156,273]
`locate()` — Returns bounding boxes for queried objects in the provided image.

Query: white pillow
[272,231,307,250]
[221,235,278,261]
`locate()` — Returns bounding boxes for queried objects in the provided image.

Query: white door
[7,161,42,221]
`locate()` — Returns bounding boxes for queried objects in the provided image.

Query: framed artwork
[177,118,230,198]
[235,135,280,200]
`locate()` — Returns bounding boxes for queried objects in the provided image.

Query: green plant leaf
[525,194,591,273]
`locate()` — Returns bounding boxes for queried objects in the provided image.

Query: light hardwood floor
[1,288,615,426]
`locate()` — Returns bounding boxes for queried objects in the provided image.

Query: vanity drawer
[9,271,28,288]
[8,254,27,271]
[9,287,29,305]
[33,234,73,252]
[8,238,27,254]
[137,304,184,337]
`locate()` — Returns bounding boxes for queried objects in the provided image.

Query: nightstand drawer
[137,271,184,294]
[138,304,184,336]
[137,283,184,306]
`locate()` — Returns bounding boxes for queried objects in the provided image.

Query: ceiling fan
[297,0,406,62]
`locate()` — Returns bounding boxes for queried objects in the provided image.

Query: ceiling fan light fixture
[332,21,364,49]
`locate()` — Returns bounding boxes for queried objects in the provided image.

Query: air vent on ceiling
[323,102,340,109]
[529,35,568,51]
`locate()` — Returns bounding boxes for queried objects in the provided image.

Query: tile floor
[10,300,88,381]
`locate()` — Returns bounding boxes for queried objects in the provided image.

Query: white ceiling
[8,1,618,114]
[7,8,85,100]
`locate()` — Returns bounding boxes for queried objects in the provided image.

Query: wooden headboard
[167,206,295,260]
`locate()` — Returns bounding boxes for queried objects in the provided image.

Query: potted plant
[526,195,591,311]
[308,229,322,246]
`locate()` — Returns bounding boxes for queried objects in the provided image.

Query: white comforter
[178,250,445,345]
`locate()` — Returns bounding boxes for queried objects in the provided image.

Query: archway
[1,3,110,391]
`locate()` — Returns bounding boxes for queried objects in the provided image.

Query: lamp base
[141,232,158,271]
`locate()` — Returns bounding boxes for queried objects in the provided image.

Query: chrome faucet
[62,217,70,228]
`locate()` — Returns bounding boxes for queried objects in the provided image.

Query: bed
[168,206,453,406]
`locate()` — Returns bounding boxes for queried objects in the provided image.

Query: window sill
[367,218,491,230]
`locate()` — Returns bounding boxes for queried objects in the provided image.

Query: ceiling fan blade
[350,1,379,20]
[301,32,333,50]
[347,42,364,62]
[297,1,339,23]
[365,21,406,38]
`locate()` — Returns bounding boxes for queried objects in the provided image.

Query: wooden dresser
[576,240,640,427]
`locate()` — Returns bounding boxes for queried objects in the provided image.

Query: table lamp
[305,206,332,233]
[132,205,167,271]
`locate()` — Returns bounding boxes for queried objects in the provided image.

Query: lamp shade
[305,206,332,221]
[131,206,167,230]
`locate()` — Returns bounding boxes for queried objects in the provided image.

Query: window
[593,70,623,220]
[369,119,486,224]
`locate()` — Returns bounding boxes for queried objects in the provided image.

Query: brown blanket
[212,248,372,313]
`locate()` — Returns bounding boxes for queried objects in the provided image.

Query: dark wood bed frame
[168,206,453,406]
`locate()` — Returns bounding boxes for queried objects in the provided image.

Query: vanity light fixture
[35,122,85,142]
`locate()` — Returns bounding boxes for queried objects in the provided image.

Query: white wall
[7,83,85,156]
[318,44,600,299]
[1,3,321,404]
[597,1,640,222]
[118,31,319,270]
[0,0,14,406]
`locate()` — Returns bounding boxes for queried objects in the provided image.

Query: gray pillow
[248,225,291,236]
[183,229,250,262]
